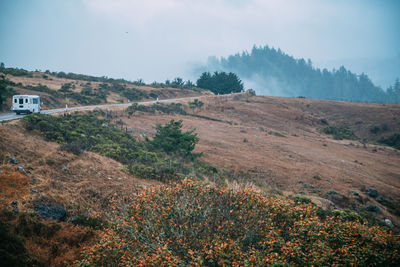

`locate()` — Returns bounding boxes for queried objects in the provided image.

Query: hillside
[0,67,208,112]
[1,81,400,264]
[201,45,400,103]
[116,94,400,222]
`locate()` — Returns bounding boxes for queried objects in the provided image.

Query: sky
[0,0,399,89]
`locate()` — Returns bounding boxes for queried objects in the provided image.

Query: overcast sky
[1,0,399,88]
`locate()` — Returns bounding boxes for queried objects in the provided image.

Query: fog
[0,0,399,88]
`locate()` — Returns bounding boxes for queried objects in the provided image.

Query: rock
[13,207,19,213]
[17,166,26,173]
[384,219,394,227]
[0,169,3,174]
[108,177,113,180]
[367,187,378,198]
[31,188,38,193]
[11,201,18,207]
[34,201,66,221]
[61,166,69,172]
[7,157,18,164]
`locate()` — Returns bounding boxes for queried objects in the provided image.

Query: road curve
[0,96,202,122]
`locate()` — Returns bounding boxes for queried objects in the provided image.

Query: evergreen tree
[196,71,244,94]
[202,45,393,103]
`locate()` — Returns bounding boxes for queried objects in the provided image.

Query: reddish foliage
[79,180,400,266]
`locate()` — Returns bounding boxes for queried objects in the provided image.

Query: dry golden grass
[119,94,400,225]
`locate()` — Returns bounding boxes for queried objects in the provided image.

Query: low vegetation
[79,179,400,266]
[378,133,400,150]
[127,102,187,116]
[321,126,358,140]
[21,112,234,184]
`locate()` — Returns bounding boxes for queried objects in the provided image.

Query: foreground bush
[79,180,400,266]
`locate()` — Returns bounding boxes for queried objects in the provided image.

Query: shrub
[330,209,364,222]
[0,222,29,266]
[59,141,86,155]
[269,131,286,137]
[321,126,358,140]
[376,196,396,210]
[320,118,329,125]
[327,190,338,194]
[363,205,380,213]
[79,180,400,266]
[70,215,104,230]
[350,190,360,196]
[188,99,204,112]
[0,76,14,111]
[21,113,220,182]
[378,133,400,150]
[151,119,201,161]
[292,195,312,204]
[370,125,380,134]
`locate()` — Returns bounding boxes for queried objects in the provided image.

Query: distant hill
[201,45,400,103]
[0,64,207,112]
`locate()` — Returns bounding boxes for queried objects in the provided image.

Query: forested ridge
[205,45,400,103]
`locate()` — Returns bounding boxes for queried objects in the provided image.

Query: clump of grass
[327,190,338,195]
[269,131,286,137]
[313,174,321,180]
[349,190,360,196]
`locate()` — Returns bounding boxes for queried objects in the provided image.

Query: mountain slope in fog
[202,45,400,104]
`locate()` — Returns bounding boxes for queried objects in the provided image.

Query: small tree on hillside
[196,71,244,95]
[189,99,204,113]
[151,119,201,161]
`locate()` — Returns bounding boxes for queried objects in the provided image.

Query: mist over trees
[202,45,400,103]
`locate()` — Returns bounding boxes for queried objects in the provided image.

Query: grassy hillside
[0,67,208,112]
[1,71,400,265]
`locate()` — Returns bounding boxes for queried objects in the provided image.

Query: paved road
[0,96,202,122]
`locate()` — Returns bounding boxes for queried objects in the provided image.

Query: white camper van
[11,95,41,114]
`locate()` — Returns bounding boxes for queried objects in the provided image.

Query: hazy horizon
[1,0,399,89]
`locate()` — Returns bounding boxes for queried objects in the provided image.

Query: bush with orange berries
[79,180,400,266]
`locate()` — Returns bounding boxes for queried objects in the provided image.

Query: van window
[14,99,17,103]
[33,98,38,104]
[19,99,23,104]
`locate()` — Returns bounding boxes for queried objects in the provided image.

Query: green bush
[363,205,380,213]
[378,133,400,150]
[151,119,201,161]
[21,113,218,182]
[321,126,358,140]
[370,125,380,134]
[71,215,104,230]
[292,195,312,204]
[0,222,29,266]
